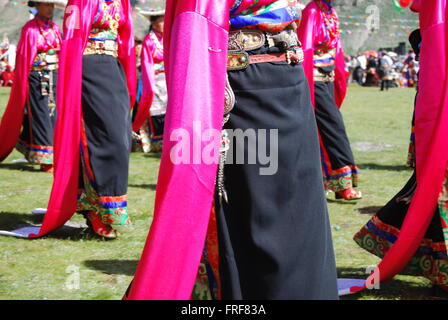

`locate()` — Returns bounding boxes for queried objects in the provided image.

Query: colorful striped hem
[323,164,360,192]
[77,191,131,226]
[354,216,448,291]
[16,140,54,164]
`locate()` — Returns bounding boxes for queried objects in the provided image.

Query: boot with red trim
[85,211,118,239]
[335,188,363,201]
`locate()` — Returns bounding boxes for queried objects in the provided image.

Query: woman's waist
[83,39,118,58]
[32,50,59,71]
[226,28,304,71]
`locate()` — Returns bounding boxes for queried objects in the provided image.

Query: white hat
[28,0,68,8]
[139,8,165,18]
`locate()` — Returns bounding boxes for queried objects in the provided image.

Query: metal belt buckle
[227,51,250,71]
[228,30,265,51]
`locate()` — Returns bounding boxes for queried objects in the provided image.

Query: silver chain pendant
[217,74,235,205]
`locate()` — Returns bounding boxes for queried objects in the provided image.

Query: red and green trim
[438,169,448,251]
[319,135,359,192]
[15,140,54,165]
[323,164,359,192]
[354,215,448,291]
[77,120,131,226]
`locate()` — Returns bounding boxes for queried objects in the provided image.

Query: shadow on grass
[0,212,112,241]
[143,153,162,159]
[358,163,412,172]
[128,183,156,190]
[357,206,383,215]
[327,198,358,205]
[338,267,448,300]
[84,259,138,276]
[0,211,44,229]
[0,163,40,172]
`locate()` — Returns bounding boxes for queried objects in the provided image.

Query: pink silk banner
[349,0,448,294]
[297,1,347,108]
[127,0,233,300]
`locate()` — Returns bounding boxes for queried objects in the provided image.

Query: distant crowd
[347,49,419,89]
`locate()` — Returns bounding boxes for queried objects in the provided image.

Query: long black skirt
[17,70,57,164]
[314,81,359,192]
[194,47,338,300]
[354,171,448,291]
[77,54,132,226]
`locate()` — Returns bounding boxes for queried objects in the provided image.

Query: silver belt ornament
[217,75,235,204]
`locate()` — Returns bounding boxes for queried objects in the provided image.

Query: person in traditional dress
[2,0,136,240]
[132,8,167,153]
[125,0,338,300]
[62,0,135,239]
[341,0,448,295]
[353,23,448,291]
[378,50,394,91]
[0,0,65,173]
[298,0,362,200]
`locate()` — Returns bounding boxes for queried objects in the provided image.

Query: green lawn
[0,84,446,300]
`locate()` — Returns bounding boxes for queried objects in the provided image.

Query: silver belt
[228,29,301,52]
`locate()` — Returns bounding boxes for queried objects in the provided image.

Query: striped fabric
[312,0,341,68]
[313,48,336,68]
[230,0,300,32]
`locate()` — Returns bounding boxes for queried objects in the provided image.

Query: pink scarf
[27,0,136,238]
[127,0,233,299]
[349,0,448,294]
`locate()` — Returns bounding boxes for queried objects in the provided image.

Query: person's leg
[17,71,55,169]
[314,81,361,199]
[78,55,132,238]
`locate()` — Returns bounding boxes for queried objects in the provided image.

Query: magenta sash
[127,0,233,299]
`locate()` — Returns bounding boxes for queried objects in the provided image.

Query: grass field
[0,84,447,300]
